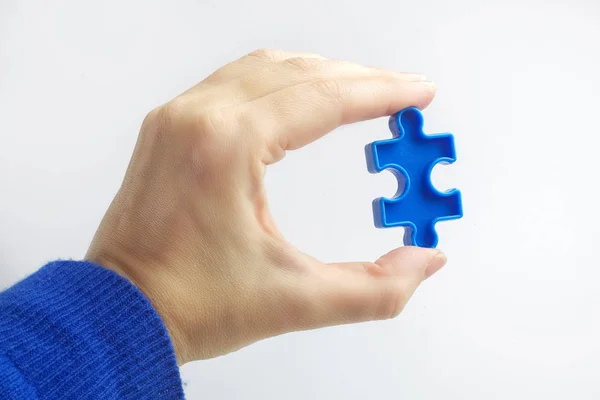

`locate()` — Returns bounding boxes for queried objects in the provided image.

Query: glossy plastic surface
[365,107,463,248]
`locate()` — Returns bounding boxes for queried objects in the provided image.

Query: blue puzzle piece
[365,107,463,248]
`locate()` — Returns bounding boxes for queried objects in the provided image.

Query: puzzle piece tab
[365,107,463,248]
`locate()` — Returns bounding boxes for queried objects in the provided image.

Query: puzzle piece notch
[365,107,463,248]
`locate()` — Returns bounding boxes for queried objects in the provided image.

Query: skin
[85,49,447,365]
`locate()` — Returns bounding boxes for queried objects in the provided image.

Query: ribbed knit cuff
[0,260,184,399]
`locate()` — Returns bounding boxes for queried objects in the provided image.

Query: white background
[1,0,599,399]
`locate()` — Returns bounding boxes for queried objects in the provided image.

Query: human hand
[85,49,446,365]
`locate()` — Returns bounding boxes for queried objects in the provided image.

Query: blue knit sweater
[0,260,185,399]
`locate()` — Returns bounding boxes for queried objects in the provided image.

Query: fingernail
[424,251,447,279]
[420,80,436,88]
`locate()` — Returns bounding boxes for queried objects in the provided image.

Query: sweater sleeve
[0,260,185,399]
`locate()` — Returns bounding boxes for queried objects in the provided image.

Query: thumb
[309,247,446,328]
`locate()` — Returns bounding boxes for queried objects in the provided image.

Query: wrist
[85,250,192,365]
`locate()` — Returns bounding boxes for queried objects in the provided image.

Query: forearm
[0,260,184,399]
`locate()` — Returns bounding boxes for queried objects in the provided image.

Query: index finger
[254,71,436,152]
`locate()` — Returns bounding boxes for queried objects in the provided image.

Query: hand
[85,49,446,365]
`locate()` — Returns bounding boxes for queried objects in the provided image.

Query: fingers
[278,58,424,82]
[182,49,435,165]
[241,53,435,152]
[237,56,427,106]
[232,51,434,152]
[372,246,447,281]
[258,75,435,151]
[245,48,328,62]
[243,49,422,85]
[198,49,328,87]
[307,247,446,327]
[186,49,434,155]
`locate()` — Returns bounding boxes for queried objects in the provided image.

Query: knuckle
[161,96,189,122]
[141,106,164,130]
[191,110,224,142]
[377,288,409,320]
[312,79,344,103]
[283,57,321,72]
[146,97,226,146]
[247,48,279,62]
[188,111,234,175]
[139,100,185,139]
[236,74,261,97]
